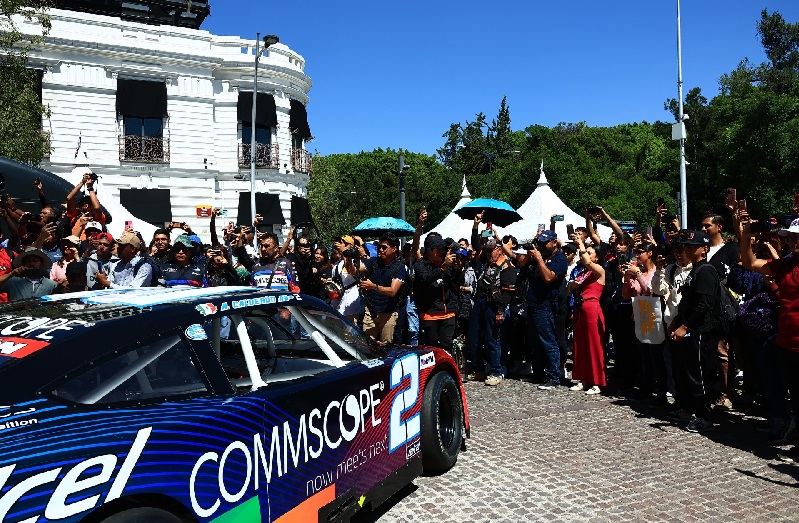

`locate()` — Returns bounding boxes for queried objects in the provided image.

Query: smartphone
[480,230,492,238]
[125,220,133,229]
[726,188,737,207]
[485,221,493,230]
[646,226,653,238]
[216,209,228,217]
[749,220,771,233]
[537,223,546,232]
[586,206,601,214]
[566,224,575,237]
[552,214,565,222]
[738,199,747,212]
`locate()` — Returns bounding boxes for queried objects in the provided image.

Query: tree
[1,0,53,164]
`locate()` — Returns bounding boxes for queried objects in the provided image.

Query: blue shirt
[526,250,568,308]
[364,257,407,313]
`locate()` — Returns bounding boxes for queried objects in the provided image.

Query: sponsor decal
[360,358,383,369]
[0,337,49,358]
[196,303,218,316]
[185,324,208,341]
[0,316,90,341]
[189,382,385,519]
[406,438,421,461]
[0,426,151,522]
[0,406,36,419]
[0,418,38,431]
[389,354,421,453]
[419,352,435,370]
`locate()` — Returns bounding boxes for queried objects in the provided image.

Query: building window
[242,123,271,145]
[116,79,169,163]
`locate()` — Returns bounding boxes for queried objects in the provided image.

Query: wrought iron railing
[291,148,312,174]
[238,143,280,169]
[119,135,170,163]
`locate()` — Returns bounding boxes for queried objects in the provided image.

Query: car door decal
[388,354,420,453]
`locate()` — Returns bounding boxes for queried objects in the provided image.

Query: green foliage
[0,0,53,164]
[307,149,457,246]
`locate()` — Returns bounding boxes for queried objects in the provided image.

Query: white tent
[496,163,612,243]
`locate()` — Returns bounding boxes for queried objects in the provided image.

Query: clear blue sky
[204,1,799,157]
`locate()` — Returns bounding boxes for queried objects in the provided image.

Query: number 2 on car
[389,354,421,453]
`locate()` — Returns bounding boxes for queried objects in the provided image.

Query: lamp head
[263,34,280,48]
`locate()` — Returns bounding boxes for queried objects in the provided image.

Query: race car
[0,287,469,523]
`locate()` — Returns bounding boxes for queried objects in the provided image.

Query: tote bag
[632,295,666,344]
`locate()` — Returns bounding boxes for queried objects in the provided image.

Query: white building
[17,0,313,239]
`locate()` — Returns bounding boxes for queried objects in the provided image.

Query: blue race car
[0,287,469,523]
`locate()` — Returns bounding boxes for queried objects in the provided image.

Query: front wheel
[420,371,463,472]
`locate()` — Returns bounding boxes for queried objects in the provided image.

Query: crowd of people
[1,173,798,459]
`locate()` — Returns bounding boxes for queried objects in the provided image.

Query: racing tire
[98,508,183,523]
[420,371,463,472]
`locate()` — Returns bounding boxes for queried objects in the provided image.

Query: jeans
[527,304,561,382]
[467,297,502,376]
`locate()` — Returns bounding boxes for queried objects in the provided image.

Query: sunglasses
[378,245,390,251]
[173,245,192,252]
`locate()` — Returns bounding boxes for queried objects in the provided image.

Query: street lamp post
[250,33,279,227]
[676,0,688,229]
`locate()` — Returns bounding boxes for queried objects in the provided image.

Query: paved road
[359,377,797,522]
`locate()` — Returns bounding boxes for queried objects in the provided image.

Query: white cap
[85,221,102,231]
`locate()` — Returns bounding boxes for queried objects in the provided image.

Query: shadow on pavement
[351,483,418,523]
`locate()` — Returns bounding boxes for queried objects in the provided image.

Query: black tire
[98,508,183,523]
[420,371,463,472]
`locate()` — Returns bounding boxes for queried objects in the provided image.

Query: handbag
[631,295,666,344]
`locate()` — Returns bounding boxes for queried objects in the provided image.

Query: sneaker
[466,372,487,382]
[770,415,796,445]
[569,382,585,391]
[484,374,504,387]
[538,380,559,391]
[712,395,733,411]
[685,416,714,433]
[585,386,602,395]
[666,408,693,422]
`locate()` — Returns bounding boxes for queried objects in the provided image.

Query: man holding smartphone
[0,248,58,300]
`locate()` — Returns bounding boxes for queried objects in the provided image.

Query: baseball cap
[538,230,557,243]
[676,230,710,246]
[85,221,103,232]
[424,235,446,251]
[786,217,799,234]
[117,231,141,249]
[482,237,498,249]
[95,232,114,244]
[336,235,355,245]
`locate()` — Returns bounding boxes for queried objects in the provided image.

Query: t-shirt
[250,256,298,292]
[364,257,407,313]
[525,250,568,308]
[707,241,739,281]
[768,254,799,351]
[675,261,720,333]
[4,277,58,301]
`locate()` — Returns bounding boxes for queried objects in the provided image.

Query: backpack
[133,256,162,287]
[696,264,739,336]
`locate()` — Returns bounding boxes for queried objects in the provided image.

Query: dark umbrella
[353,217,415,237]
[454,198,522,227]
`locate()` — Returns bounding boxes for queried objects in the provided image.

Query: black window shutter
[289,99,312,140]
[237,92,277,128]
[116,79,167,118]
[291,196,313,225]
[237,192,284,227]
[119,188,173,226]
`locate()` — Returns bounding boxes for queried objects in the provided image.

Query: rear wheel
[98,508,183,523]
[420,371,463,472]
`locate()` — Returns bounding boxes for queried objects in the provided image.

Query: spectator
[413,234,459,355]
[239,232,298,292]
[66,172,105,231]
[702,212,741,411]
[328,235,364,322]
[466,233,515,387]
[206,245,243,287]
[53,261,89,294]
[567,235,606,395]
[521,229,568,390]
[668,231,721,433]
[604,233,638,390]
[739,215,799,460]
[95,231,153,288]
[359,232,407,343]
[286,231,320,298]
[0,247,58,300]
[50,235,81,285]
[84,232,118,290]
[150,228,172,264]
[160,235,208,287]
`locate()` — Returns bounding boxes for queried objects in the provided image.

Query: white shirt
[107,254,153,288]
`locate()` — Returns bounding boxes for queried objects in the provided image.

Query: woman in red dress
[568,237,607,395]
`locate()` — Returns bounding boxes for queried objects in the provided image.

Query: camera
[343,246,360,259]
[586,205,601,214]
[295,227,307,238]
[521,242,536,251]
[617,252,630,264]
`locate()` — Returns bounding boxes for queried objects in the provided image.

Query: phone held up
[566,224,575,238]
[125,220,133,230]
[552,214,565,222]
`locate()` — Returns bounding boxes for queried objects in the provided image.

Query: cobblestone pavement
[357,377,798,522]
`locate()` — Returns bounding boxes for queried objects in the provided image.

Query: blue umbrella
[454,198,522,227]
[353,217,415,237]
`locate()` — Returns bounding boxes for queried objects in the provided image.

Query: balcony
[119,135,169,163]
[238,143,279,169]
[291,148,312,174]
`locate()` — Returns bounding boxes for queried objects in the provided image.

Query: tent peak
[536,160,549,186]
[461,175,471,199]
